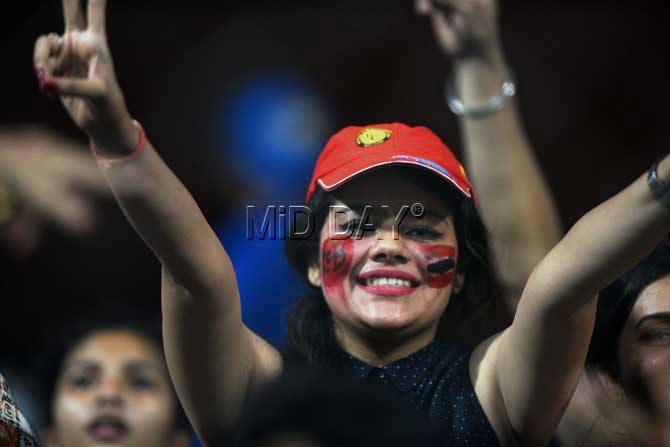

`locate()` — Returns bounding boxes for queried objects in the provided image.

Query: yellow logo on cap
[356,128,392,147]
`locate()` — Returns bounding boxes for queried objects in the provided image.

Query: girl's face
[617,275,670,410]
[309,169,462,342]
[49,329,185,447]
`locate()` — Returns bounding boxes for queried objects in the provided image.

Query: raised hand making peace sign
[33,0,137,155]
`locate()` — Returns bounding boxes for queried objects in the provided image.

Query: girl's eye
[338,219,360,232]
[403,226,442,240]
[640,330,670,345]
[129,375,157,390]
[68,373,95,389]
[339,220,374,238]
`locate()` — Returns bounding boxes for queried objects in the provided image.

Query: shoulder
[470,332,519,446]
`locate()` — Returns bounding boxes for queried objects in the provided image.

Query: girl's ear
[308,263,322,287]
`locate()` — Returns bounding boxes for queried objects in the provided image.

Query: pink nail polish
[42,79,57,99]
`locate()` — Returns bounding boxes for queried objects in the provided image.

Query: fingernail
[42,80,57,99]
[35,68,47,90]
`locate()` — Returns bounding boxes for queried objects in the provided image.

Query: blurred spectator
[577,241,670,446]
[0,126,108,259]
[235,367,441,447]
[38,317,192,447]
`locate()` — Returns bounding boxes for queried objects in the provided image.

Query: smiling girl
[33,1,670,445]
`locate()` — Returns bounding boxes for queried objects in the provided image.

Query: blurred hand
[0,127,109,258]
[33,0,136,151]
[415,0,500,60]
[585,368,670,446]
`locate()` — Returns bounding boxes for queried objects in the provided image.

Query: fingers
[26,179,97,234]
[57,152,109,193]
[63,0,85,32]
[34,36,55,77]
[417,0,474,20]
[430,9,459,52]
[47,76,105,99]
[433,0,469,15]
[87,0,107,35]
[33,35,64,95]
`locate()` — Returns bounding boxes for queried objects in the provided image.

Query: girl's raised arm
[418,0,563,311]
[33,1,282,443]
[480,155,670,445]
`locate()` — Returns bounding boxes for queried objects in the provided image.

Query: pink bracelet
[89,119,146,166]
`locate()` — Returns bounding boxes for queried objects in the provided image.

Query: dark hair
[235,367,441,447]
[38,311,189,432]
[283,166,508,368]
[587,239,670,376]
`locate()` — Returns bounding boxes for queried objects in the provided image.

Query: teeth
[364,277,412,287]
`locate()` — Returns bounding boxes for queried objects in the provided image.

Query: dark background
[1,0,668,421]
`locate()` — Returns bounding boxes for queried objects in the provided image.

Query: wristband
[90,119,146,167]
[446,70,516,118]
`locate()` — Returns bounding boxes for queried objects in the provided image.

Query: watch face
[648,161,668,199]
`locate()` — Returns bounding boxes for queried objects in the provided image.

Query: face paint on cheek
[418,245,457,289]
[322,237,353,309]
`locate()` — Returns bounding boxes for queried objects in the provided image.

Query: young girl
[40,321,191,447]
[33,1,670,445]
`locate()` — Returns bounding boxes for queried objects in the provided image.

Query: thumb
[431,10,459,54]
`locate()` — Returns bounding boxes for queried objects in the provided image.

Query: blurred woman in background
[40,320,191,447]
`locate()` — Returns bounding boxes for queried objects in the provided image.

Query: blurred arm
[455,46,563,310]
[493,156,670,445]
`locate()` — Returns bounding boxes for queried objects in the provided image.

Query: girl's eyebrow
[125,359,162,373]
[636,312,670,329]
[63,359,98,370]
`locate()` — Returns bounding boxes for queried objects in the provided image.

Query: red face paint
[418,245,456,289]
[322,237,353,309]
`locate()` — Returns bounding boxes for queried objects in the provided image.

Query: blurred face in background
[617,275,670,414]
[46,329,188,447]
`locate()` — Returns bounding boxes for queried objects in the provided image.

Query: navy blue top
[345,341,500,446]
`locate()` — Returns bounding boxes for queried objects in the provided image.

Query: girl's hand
[415,0,500,60]
[33,0,135,151]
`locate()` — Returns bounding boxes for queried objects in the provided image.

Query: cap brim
[316,153,473,200]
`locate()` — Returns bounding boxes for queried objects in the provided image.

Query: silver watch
[647,159,670,205]
[446,71,516,119]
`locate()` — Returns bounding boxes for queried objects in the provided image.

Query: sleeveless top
[345,340,500,446]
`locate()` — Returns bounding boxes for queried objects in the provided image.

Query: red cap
[306,123,474,203]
